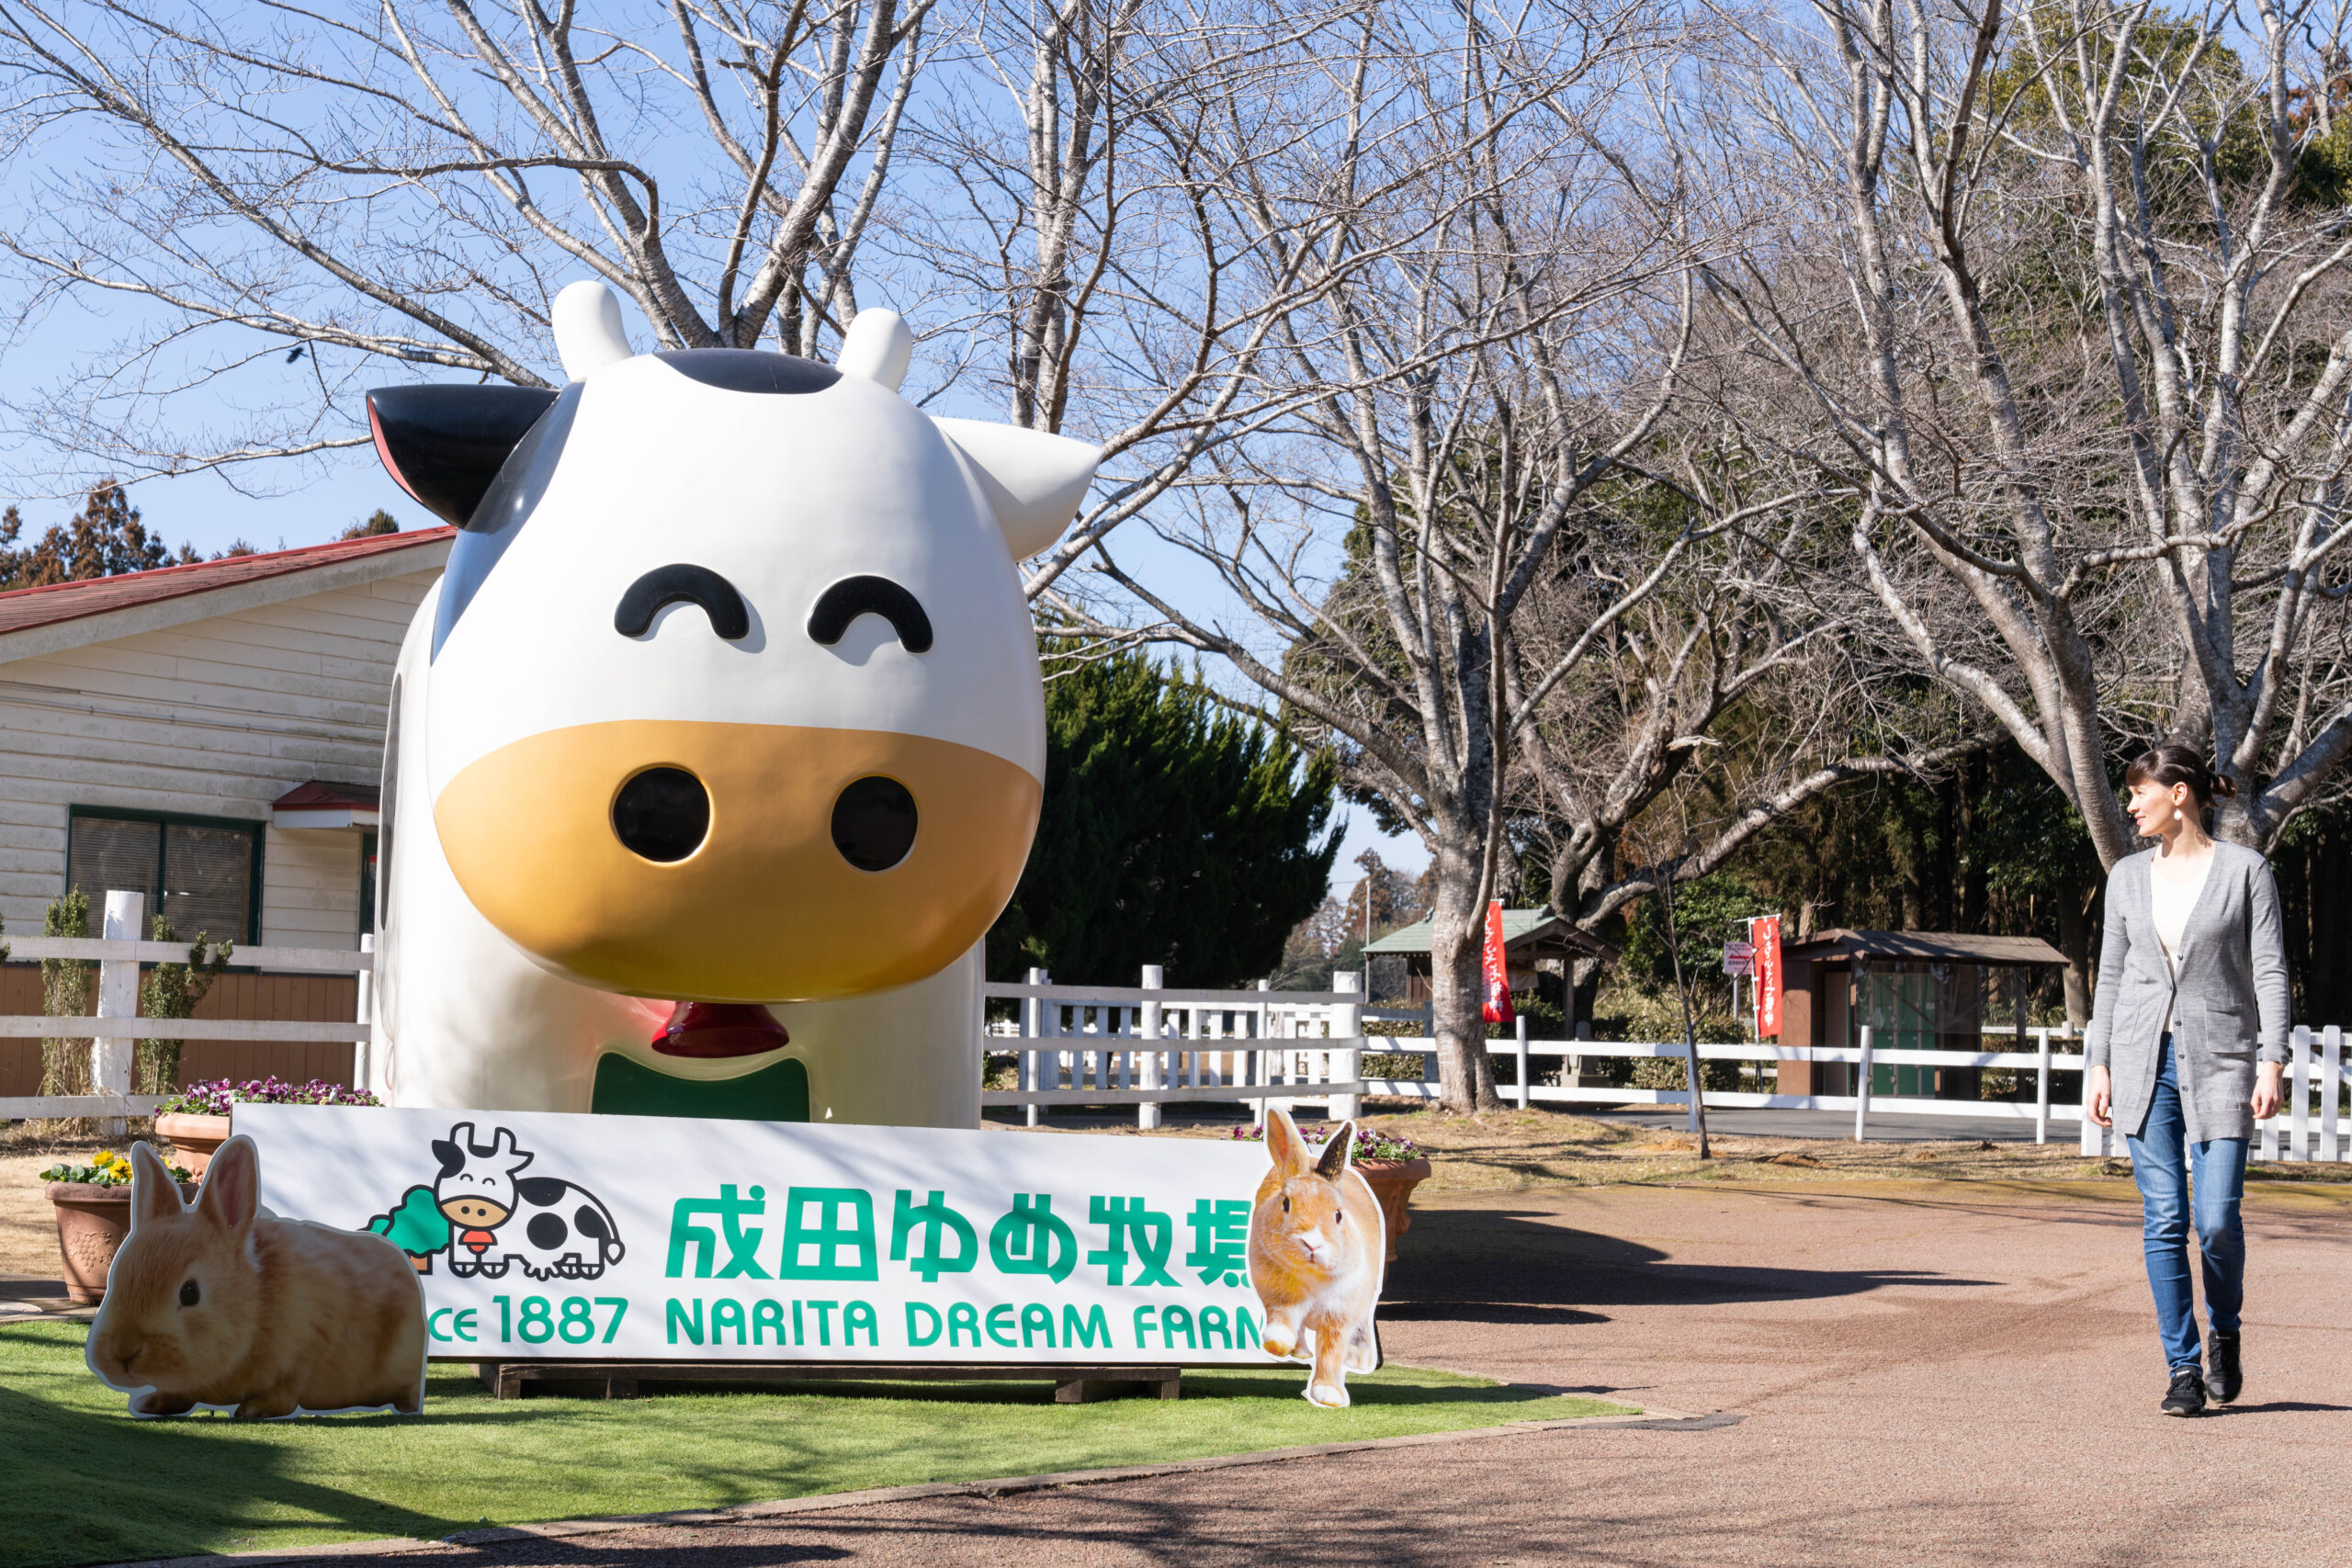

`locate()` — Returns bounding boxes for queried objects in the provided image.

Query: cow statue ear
[366,384,560,529]
[932,418,1102,560]
[552,279,635,381]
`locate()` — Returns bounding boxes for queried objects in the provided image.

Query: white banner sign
[236,1105,1281,1366]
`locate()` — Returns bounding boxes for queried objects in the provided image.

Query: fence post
[94,889,145,1137]
[2034,1027,2051,1146]
[1138,965,1165,1132]
[1515,1012,1530,1111]
[2323,1024,2343,1166]
[1331,972,1363,1123]
[2080,1025,2109,1156]
[2290,1025,2313,1162]
[355,933,376,1096]
[1024,967,1049,1129]
[1852,1025,1872,1143]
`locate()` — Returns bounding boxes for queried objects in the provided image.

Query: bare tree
[904,0,1409,600]
[1697,0,2352,865]
[0,0,931,484]
[1076,0,1943,1110]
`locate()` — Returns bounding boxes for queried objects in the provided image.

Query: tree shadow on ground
[1385,1207,1996,1312]
[0,1378,458,1568]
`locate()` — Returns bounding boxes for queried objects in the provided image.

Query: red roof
[0,527,455,638]
[271,780,382,811]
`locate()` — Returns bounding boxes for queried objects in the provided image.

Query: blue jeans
[2124,1037,2247,1371]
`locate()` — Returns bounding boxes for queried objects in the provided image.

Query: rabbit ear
[197,1135,260,1232]
[1315,1121,1357,1182]
[130,1141,185,1227]
[1262,1109,1310,1175]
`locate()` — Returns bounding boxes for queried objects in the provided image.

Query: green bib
[590,1053,809,1122]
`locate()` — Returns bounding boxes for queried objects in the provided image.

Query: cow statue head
[368,283,1096,1005]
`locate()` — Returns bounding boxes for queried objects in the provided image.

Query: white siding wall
[0,569,437,945]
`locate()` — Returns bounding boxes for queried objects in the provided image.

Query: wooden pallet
[461,1359,1183,1404]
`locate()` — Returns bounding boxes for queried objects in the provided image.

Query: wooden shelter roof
[1780,930,2067,967]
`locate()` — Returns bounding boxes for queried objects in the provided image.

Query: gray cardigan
[2084,840,2291,1144]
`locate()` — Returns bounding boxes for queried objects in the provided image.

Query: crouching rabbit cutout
[1247,1109,1385,1407]
[86,1137,427,1418]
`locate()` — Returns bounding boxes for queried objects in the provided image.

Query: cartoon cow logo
[367,1122,623,1282]
[367,281,1102,1126]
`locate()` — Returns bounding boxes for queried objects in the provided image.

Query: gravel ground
[76,1172,2349,1568]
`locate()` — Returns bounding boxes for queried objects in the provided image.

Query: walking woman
[2084,743,2290,1416]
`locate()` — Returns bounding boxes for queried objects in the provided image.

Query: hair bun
[2124,740,2235,809]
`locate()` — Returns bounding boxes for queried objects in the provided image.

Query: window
[359,829,379,940]
[66,809,263,944]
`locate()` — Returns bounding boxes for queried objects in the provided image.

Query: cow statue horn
[553,280,635,381]
[836,309,912,391]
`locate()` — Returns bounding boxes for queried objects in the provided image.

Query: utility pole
[1658,862,1712,1158]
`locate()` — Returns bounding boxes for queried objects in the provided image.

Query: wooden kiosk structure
[1363,908,1616,1020]
[1774,930,2069,1100]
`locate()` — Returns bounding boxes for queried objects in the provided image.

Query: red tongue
[651,1001,789,1059]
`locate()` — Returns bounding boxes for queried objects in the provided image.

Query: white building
[0,528,451,950]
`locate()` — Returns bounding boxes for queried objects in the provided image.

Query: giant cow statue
[364,281,1097,1126]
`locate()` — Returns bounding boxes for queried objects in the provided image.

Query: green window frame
[64,807,266,946]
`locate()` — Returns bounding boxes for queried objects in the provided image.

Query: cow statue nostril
[831,776,917,871]
[612,766,711,863]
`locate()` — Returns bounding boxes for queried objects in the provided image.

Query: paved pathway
[147,1177,2352,1567]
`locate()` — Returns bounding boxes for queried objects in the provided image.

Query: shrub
[155,1077,379,1116]
[1228,1122,1420,1162]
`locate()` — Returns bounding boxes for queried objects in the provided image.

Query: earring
[2173,808,2183,822]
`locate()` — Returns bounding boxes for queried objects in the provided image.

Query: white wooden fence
[981,968,2352,1163]
[10,915,2339,1168]
[0,890,371,1132]
[981,966,1430,1128]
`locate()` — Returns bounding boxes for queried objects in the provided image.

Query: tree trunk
[2054,878,2095,1030]
[1427,843,1502,1112]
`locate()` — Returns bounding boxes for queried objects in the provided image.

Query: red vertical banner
[1481,900,1515,1024]
[1751,915,1783,1038]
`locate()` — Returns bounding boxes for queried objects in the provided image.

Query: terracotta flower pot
[1352,1156,1432,1263]
[48,1179,198,1304]
[155,1112,234,1178]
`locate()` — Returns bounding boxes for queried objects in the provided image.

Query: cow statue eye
[808,576,933,652]
[616,564,751,641]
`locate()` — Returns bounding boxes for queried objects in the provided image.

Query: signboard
[236,1104,1284,1367]
[1722,940,1754,976]
[1749,915,1783,1038]
[1479,900,1515,1025]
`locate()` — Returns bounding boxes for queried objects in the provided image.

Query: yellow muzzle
[433,719,1039,1001]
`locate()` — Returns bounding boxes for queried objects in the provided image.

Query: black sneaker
[2207,1330,2242,1404]
[2161,1365,2207,1416]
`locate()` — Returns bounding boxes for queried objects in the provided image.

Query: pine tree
[338,509,401,540]
[0,482,199,590]
[987,648,1340,987]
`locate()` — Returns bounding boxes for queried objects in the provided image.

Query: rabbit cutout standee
[1247,1109,1386,1407]
[86,1138,427,1418]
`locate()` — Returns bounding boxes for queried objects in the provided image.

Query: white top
[2149,849,2213,1032]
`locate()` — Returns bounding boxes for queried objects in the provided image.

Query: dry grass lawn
[1010,1100,2352,1194]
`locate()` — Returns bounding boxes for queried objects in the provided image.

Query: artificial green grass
[0,1319,1633,1567]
